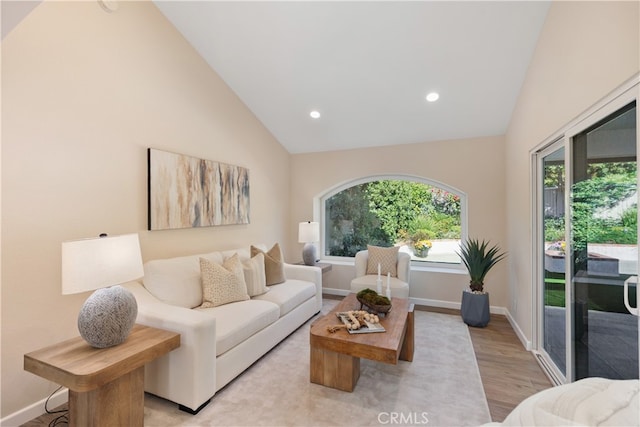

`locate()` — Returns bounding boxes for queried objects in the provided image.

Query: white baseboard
[323,288,506,315]
[1,388,67,427]
[323,288,531,351]
[322,288,349,297]
[409,296,461,311]
[505,309,532,351]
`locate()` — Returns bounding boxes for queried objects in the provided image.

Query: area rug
[144,300,491,426]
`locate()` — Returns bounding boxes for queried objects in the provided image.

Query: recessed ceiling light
[310,110,321,119]
[426,92,440,102]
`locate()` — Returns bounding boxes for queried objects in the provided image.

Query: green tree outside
[325,180,462,257]
[544,162,637,246]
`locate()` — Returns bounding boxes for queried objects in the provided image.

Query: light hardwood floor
[424,306,553,422]
[469,313,553,421]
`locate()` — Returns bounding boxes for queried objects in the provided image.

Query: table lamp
[62,233,144,348]
[298,221,320,266]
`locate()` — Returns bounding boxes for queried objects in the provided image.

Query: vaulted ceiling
[2,1,552,154]
[154,1,551,153]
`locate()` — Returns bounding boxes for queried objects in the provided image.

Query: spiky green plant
[457,238,506,293]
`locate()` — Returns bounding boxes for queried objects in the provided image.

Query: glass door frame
[533,75,640,384]
[533,138,568,385]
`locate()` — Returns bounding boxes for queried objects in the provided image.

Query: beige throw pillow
[243,253,269,297]
[366,245,400,277]
[251,243,286,286]
[199,254,249,308]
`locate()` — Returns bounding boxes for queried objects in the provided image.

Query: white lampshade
[62,233,144,295]
[298,221,320,243]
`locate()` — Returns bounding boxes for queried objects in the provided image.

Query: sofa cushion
[252,279,316,317]
[243,253,269,297]
[142,252,224,308]
[142,255,200,308]
[251,243,286,285]
[197,299,280,356]
[199,254,250,308]
[221,247,252,262]
[366,245,400,277]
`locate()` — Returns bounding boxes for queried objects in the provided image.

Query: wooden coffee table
[309,293,414,392]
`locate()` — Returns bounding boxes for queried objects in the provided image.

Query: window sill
[319,259,467,275]
[410,264,467,275]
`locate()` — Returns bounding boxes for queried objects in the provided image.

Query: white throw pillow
[243,253,269,297]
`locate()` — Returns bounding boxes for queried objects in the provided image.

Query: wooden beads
[327,310,380,333]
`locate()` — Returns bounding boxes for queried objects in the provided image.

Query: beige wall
[505,1,639,341]
[1,1,291,417]
[290,136,508,307]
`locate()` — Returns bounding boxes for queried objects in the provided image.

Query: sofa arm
[123,281,217,412]
[283,263,320,284]
[283,263,322,311]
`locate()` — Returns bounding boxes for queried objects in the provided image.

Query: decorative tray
[336,312,386,334]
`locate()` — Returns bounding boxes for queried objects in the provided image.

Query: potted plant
[457,238,506,327]
[409,229,432,258]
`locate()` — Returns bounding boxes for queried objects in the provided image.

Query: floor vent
[533,351,563,386]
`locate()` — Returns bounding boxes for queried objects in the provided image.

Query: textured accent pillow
[199,254,249,308]
[243,253,269,297]
[366,245,400,277]
[251,243,286,286]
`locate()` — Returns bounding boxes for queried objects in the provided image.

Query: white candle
[387,272,390,288]
[378,263,381,278]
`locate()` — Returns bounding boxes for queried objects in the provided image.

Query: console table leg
[69,366,144,427]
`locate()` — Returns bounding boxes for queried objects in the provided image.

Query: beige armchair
[350,248,411,298]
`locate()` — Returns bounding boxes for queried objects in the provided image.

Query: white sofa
[485,377,639,426]
[123,244,322,414]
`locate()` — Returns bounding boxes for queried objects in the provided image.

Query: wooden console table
[295,261,333,274]
[24,324,180,427]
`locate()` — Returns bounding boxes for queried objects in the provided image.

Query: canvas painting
[148,149,250,230]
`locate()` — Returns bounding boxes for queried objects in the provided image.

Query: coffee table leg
[311,346,360,392]
[400,303,415,362]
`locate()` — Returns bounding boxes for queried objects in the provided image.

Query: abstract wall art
[148,148,250,230]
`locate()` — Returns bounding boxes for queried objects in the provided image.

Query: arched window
[320,175,467,265]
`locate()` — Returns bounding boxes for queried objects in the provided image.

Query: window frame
[317,173,468,273]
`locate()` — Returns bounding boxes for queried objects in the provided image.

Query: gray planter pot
[461,291,490,327]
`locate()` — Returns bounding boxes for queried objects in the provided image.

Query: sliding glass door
[570,102,638,380]
[536,91,639,383]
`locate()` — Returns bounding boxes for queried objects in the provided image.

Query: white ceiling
[154,1,550,154]
[3,1,551,154]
